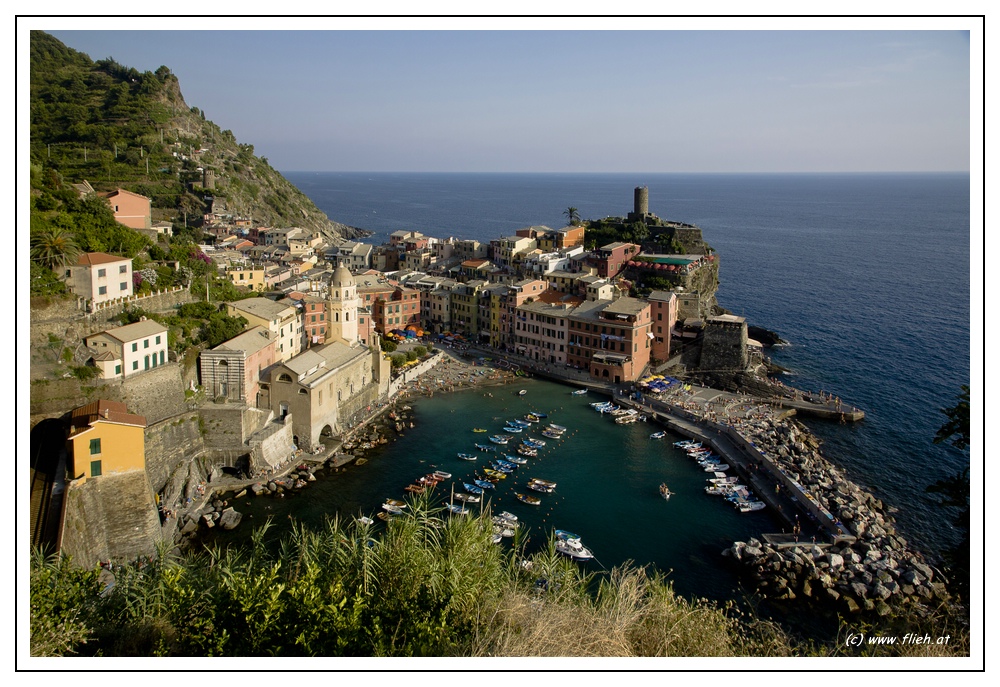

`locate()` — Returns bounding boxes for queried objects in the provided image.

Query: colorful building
[199,326,277,406]
[84,319,169,379]
[65,252,133,306]
[66,400,147,483]
[566,297,652,383]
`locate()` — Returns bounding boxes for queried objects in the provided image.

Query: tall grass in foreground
[29,499,967,658]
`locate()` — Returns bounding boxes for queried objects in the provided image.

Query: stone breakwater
[723,415,950,615]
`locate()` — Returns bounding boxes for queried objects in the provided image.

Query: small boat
[454,492,480,504]
[491,532,504,544]
[377,511,395,521]
[659,483,672,500]
[527,481,554,494]
[548,423,567,433]
[494,458,518,470]
[708,475,739,485]
[524,414,540,423]
[517,446,538,457]
[384,499,407,509]
[404,484,426,494]
[489,435,510,445]
[518,389,527,396]
[738,501,766,513]
[445,503,469,515]
[472,428,487,433]
[650,431,667,440]
[504,454,528,465]
[463,483,484,495]
[555,533,593,561]
[674,440,701,449]
[571,389,588,395]
[382,503,405,514]
[510,419,532,428]
[530,477,557,488]
[704,463,730,472]
[474,479,496,490]
[532,412,548,418]
[358,516,375,526]
[497,511,518,523]
[541,429,563,439]
[433,470,452,480]
[502,426,523,433]
[483,468,508,479]
[457,453,477,461]
[475,444,496,452]
[516,493,541,505]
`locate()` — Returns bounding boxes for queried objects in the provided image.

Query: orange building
[66,400,147,484]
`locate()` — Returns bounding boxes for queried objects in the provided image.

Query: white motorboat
[555,536,594,561]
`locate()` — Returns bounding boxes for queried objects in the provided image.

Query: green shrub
[414,346,427,357]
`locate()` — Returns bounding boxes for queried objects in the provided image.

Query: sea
[204,172,972,608]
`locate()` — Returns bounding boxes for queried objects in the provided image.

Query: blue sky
[35,20,975,174]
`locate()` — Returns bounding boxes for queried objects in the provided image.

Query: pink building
[646,290,678,362]
[199,326,277,407]
[103,188,151,230]
[566,297,652,384]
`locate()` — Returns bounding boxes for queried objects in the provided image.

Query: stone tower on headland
[627,186,655,224]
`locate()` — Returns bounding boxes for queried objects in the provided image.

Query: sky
[29,18,978,174]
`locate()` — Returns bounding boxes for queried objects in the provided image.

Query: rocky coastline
[721,414,952,616]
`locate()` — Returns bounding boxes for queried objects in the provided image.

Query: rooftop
[98,319,168,343]
[214,326,275,356]
[227,297,297,320]
[70,399,147,433]
[75,252,130,266]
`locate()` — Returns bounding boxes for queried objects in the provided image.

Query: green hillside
[29,30,356,238]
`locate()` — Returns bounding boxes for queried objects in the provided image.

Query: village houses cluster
[60,186,731,483]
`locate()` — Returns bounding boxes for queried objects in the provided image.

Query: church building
[264,265,391,451]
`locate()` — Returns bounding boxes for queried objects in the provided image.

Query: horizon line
[278,169,972,175]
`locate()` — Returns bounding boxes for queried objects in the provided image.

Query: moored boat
[457,453,476,461]
[454,492,480,503]
[474,479,496,490]
[674,440,701,449]
[504,454,528,465]
[483,468,508,479]
[382,503,405,514]
[433,470,452,480]
[503,426,523,433]
[358,516,375,526]
[444,503,469,515]
[472,428,487,433]
[518,389,527,396]
[463,483,484,495]
[516,492,541,505]
[516,446,538,457]
[571,389,588,395]
[704,463,730,472]
[489,435,510,445]
[548,423,567,433]
[404,484,425,494]
[650,431,666,440]
[475,444,496,452]
[542,429,563,438]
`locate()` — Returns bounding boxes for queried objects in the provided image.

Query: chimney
[104,408,110,418]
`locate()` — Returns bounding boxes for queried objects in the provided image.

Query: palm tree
[30,226,80,271]
[564,207,580,226]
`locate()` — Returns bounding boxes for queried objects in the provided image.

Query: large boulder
[218,507,243,530]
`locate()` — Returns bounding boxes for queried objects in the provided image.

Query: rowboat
[463,483,484,495]
[382,503,405,514]
[489,435,510,445]
[358,516,375,526]
[504,454,528,465]
[384,499,407,509]
[548,423,567,432]
[472,428,487,433]
[475,444,496,452]
[445,503,469,515]
[571,389,588,395]
[482,468,507,479]
[517,446,537,457]
[457,453,476,461]
[454,492,480,503]
[650,431,667,440]
[516,493,541,506]
[433,470,452,479]
[474,479,496,490]
[518,389,527,396]
[502,426,523,433]
[404,484,425,494]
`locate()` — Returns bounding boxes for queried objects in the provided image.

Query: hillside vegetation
[29,30,356,239]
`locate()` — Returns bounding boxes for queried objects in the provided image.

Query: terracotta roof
[75,252,129,266]
[70,399,146,432]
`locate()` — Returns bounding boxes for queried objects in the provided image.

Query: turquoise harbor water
[204,172,971,606]
[201,377,780,602]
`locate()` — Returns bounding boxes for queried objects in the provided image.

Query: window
[98,286,107,295]
[120,265,127,273]
[155,335,161,345]
[97,268,106,277]
[132,361,138,370]
[115,364,121,375]
[144,339,149,348]
[89,438,102,455]
[132,343,138,352]
[120,282,127,291]
[90,460,102,477]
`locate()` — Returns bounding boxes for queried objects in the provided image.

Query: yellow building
[226,264,266,292]
[66,400,147,483]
